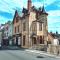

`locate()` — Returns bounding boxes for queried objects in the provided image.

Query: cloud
[0,0,57,13]
[0,0,25,12]
[44,0,56,6]
[32,2,43,7]
[48,10,60,16]
[47,9,60,33]
[0,15,12,24]
[0,11,13,19]
[32,0,57,8]
[0,0,60,33]
[47,10,60,25]
[53,0,60,7]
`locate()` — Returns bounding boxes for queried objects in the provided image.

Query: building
[8,21,13,45]
[48,32,60,45]
[48,33,55,45]
[2,21,13,46]
[0,24,4,46]
[0,31,2,46]
[13,0,48,48]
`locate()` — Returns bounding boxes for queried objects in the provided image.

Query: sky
[0,0,60,33]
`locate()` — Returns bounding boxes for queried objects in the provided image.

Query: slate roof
[13,5,48,23]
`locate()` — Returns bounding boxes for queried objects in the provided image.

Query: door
[18,37,21,46]
[32,37,36,45]
[23,36,25,46]
[16,37,18,46]
[40,36,42,44]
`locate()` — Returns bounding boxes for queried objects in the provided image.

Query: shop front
[13,33,22,46]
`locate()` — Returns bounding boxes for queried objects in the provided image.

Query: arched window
[23,22,26,31]
[39,23,42,31]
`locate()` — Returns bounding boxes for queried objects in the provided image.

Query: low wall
[31,44,47,51]
[47,44,60,55]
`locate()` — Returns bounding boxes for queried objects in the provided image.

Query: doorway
[32,37,36,45]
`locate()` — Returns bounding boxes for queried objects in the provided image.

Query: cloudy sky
[0,0,60,33]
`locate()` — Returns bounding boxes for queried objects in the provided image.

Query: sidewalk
[25,49,60,59]
[1,46,25,50]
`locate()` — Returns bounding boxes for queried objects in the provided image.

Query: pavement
[0,50,60,60]
[0,46,60,59]
[25,49,60,59]
[0,46,26,50]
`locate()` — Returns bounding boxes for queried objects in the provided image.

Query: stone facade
[47,44,60,55]
[13,0,48,48]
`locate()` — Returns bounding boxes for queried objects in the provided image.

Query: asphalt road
[0,50,60,60]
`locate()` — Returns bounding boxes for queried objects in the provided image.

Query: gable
[13,10,19,24]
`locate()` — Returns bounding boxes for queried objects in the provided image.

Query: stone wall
[47,44,60,55]
[30,44,47,51]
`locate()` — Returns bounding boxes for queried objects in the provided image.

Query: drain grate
[36,56,45,58]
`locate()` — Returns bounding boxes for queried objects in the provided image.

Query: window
[6,26,8,30]
[39,23,42,31]
[16,17,19,23]
[39,36,44,44]
[33,37,36,44]
[18,25,19,32]
[23,35,25,46]
[33,25,36,31]
[15,27,16,33]
[40,36,42,44]
[32,23,36,31]
[23,22,26,31]
[10,30,11,32]
[7,32,8,36]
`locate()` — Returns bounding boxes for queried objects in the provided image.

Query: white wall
[8,23,13,37]
[53,39,59,45]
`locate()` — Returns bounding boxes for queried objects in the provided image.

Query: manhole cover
[36,56,45,58]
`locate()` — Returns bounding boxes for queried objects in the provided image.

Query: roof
[13,5,48,23]
[22,8,28,14]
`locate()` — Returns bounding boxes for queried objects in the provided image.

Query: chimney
[27,0,32,12]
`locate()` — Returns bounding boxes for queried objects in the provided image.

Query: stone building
[13,0,48,48]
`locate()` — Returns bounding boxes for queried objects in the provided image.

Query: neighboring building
[48,32,60,45]
[3,22,9,46]
[8,21,13,45]
[0,31,2,46]
[0,24,4,46]
[48,33,55,44]
[13,0,48,48]
[13,10,22,46]
[3,21,13,46]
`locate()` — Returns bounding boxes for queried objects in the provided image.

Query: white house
[8,21,13,45]
[0,31,2,46]
[0,24,4,46]
[3,21,13,46]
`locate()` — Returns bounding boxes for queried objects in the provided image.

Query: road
[0,50,60,60]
